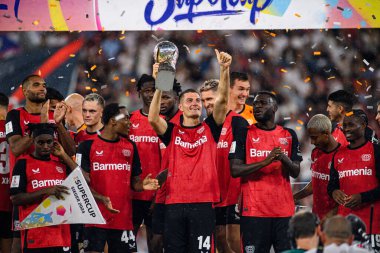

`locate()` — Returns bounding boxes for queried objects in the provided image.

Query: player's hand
[102,196,120,214]
[332,190,348,206]
[142,174,160,190]
[152,63,159,79]
[215,49,232,69]
[344,194,362,209]
[265,147,282,163]
[41,99,50,123]
[45,185,70,200]
[52,141,66,158]
[54,102,68,124]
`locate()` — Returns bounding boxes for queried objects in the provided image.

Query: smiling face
[230,79,250,106]
[200,89,216,117]
[342,115,365,142]
[179,92,202,119]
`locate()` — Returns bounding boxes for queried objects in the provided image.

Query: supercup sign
[20,168,105,230]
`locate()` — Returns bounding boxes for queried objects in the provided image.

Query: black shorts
[12,206,21,238]
[164,203,215,253]
[70,224,84,253]
[241,216,291,253]
[226,204,240,225]
[152,203,165,235]
[83,227,136,253]
[132,200,152,229]
[23,247,71,253]
[0,211,12,239]
[215,207,227,226]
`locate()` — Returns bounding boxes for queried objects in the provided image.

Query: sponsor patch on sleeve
[75,154,82,166]
[229,141,236,154]
[11,175,20,188]
[5,121,13,135]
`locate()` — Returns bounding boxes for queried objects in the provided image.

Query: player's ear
[178,103,183,112]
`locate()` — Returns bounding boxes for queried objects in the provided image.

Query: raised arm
[213,50,232,125]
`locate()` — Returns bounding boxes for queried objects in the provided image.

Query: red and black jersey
[5,108,55,174]
[310,145,340,219]
[328,142,380,234]
[331,122,349,147]
[77,135,142,230]
[158,115,222,204]
[129,109,161,201]
[215,111,248,207]
[9,155,70,249]
[0,120,11,212]
[229,124,302,217]
[74,126,104,145]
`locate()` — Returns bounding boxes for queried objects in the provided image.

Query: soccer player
[0,93,12,253]
[46,87,64,112]
[200,79,248,253]
[159,79,182,122]
[74,93,105,144]
[228,72,256,125]
[64,93,85,133]
[229,91,302,253]
[10,123,78,253]
[148,49,231,253]
[293,114,339,220]
[376,101,380,126]
[129,74,162,252]
[326,90,355,146]
[328,110,380,252]
[77,103,159,253]
[352,109,378,144]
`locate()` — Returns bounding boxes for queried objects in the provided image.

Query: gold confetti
[121,30,125,35]
[85,86,91,90]
[308,107,312,111]
[197,30,203,33]
[113,76,120,81]
[345,111,353,116]
[119,36,126,40]
[90,65,97,71]
[294,13,301,17]
[32,20,39,26]
[91,88,98,92]
[195,48,202,54]
[295,126,302,131]
[207,44,216,47]
[313,51,321,56]
[38,70,42,76]
[261,59,265,63]
[356,80,363,86]
[130,78,136,83]
[91,78,97,82]
[280,68,287,73]
[297,120,304,125]
[125,91,130,96]
[283,85,291,89]
[98,48,102,55]
[327,76,335,80]
[69,54,76,57]
[304,77,311,83]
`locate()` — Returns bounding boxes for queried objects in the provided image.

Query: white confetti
[248,59,252,63]
[10,86,15,91]
[367,106,374,109]
[366,85,372,92]
[364,95,372,99]
[101,85,107,89]
[311,43,317,49]
[284,117,291,121]
[58,76,64,79]
[108,57,115,61]
[363,59,370,66]
[369,67,374,72]
[66,63,71,68]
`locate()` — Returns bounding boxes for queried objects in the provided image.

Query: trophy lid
[153,41,179,64]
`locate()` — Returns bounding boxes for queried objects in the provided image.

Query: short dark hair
[230,72,248,87]
[0,93,9,107]
[102,103,123,125]
[352,109,368,125]
[327,90,355,112]
[288,211,319,240]
[173,78,182,97]
[256,91,278,104]
[21,74,42,88]
[46,87,64,101]
[137,74,155,92]
[179,89,200,103]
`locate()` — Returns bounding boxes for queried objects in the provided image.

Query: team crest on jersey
[32,168,40,174]
[122,149,131,157]
[252,137,260,143]
[132,123,139,129]
[338,158,344,164]
[221,128,227,135]
[361,154,371,162]
[279,138,288,145]
[56,166,64,173]
[245,245,255,253]
[11,175,20,188]
[5,122,13,134]
[95,150,104,156]
[197,126,205,134]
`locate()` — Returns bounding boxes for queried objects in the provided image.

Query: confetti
[345,111,353,116]
[85,86,91,90]
[289,62,296,65]
[363,59,370,66]
[10,86,15,91]
[311,43,318,49]
[364,95,372,99]
[69,54,76,57]
[119,36,126,40]
[283,85,291,89]
[367,106,374,109]
[284,117,291,121]
[327,76,335,80]
[120,10,125,16]
[183,45,190,54]
[197,30,203,33]
[224,34,232,37]
[58,76,64,79]
[98,48,102,55]
[304,77,311,83]
[91,88,98,92]
[280,68,287,73]
[195,48,202,54]
[306,113,309,117]
[101,85,107,89]
[207,44,216,47]
[313,51,321,56]
[90,65,97,71]
[91,78,97,82]
[108,57,115,61]
[294,13,301,17]
[125,91,130,96]
[32,20,39,26]
[261,59,265,64]
[369,67,374,72]
[297,120,304,125]
[356,80,363,86]
[113,76,119,81]
[131,78,136,83]
[248,59,252,63]
[366,86,372,92]
[295,126,302,131]
[336,36,343,41]
[308,107,312,111]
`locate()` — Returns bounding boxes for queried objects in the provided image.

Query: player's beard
[28,94,46,103]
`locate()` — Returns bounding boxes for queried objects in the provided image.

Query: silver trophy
[153,41,178,91]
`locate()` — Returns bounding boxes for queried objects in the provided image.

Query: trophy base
[156,70,175,92]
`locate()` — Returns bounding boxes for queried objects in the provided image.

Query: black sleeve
[228,125,248,161]
[284,127,303,162]
[9,159,27,195]
[158,122,174,147]
[327,154,340,197]
[76,140,93,173]
[361,144,380,203]
[365,127,379,145]
[130,141,142,177]
[5,109,22,139]
[205,114,223,143]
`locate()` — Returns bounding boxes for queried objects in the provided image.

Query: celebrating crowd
[0,32,380,253]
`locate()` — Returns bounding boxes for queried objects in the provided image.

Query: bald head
[64,93,84,129]
[322,215,353,245]
[65,93,84,112]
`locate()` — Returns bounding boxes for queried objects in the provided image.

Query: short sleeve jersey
[331,122,349,147]
[5,108,55,174]
[0,120,11,212]
[129,110,161,201]
[229,124,302,217]
[329,142,380,234]
[215,111,248,207]
[9,155,70,249]
[158,115,222,204]
[74,126,104,145]
[77,135,141,230]
[310,145,340,219]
